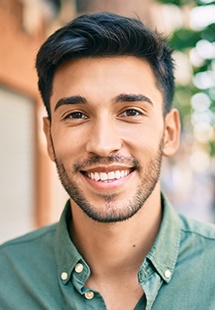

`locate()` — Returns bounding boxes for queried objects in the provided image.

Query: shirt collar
[55,194,181,285]
[145,193,181,283]
[55,200,87,285]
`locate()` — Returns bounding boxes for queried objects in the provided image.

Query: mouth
[81,168,134,183]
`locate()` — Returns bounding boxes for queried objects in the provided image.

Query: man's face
[44,56,178,223]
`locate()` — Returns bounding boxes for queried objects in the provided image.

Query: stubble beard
[51,139,164,223]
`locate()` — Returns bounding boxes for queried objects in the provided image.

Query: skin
[43,56,180,309]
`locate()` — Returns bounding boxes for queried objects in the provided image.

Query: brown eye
[122,109,141,117]
[67,112,87,119]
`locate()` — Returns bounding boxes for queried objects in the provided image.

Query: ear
[43,117,55,162]
[162,109,181,157]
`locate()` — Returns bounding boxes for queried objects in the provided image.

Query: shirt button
[75,263,84,273]
[164,269,171,279]
[61,272,68,281]
[84,291,94,300]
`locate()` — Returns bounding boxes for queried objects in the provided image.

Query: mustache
[49,134,140,172]
[73,154,140,172]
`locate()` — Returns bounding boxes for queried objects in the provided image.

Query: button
[164,269,171,279]
[61,272,68,281]
[84,291,94,300]
[75,263,84,273]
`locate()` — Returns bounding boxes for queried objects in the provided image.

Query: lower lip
[81,171,135,191]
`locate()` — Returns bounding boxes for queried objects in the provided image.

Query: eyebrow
[54,93,153,112]
[113,93,153,105]
[54,95,86,112]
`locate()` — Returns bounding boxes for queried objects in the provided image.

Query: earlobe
[43,117,55,162]
[162,109,181,157]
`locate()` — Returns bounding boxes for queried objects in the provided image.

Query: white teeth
[87,169,130,181]
[107,171,115,179]
[115,171,121,179]
[100,172,108,181]
[94,172,100,181]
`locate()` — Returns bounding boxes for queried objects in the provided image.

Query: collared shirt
[1,194,215,309]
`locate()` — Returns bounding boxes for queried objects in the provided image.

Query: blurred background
[0,0,214,243]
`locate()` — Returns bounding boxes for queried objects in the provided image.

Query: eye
[66,111,88,119]
[120,109,142,117]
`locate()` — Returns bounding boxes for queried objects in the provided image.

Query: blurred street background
[0,0,215,243]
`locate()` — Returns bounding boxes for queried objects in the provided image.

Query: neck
[69,187,162,278]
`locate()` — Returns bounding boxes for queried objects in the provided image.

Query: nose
[86,117,122,157]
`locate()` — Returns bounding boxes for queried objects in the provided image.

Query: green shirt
[1,194,215,309]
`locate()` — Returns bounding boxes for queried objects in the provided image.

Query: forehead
[51,56,163,110]
[54,56,155,83]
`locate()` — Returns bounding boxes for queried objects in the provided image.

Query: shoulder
[0,223,58,289]
[0,224,61,308]
[179,213,215,241]
[0,223,57,257]
[178,213,215,262]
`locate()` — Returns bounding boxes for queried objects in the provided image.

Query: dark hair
[36,12,175,118]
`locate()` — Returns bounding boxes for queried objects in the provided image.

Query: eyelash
[119,109,142,117]
[65,111,88,119]
[64,108,143,121]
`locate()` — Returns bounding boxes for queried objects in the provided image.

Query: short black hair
[36,12,175,118]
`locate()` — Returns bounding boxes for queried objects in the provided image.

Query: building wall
[76,0,154,25]
[0,0,56,242]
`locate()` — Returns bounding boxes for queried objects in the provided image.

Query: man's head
[36,12,175,119]
[38,13,180,223]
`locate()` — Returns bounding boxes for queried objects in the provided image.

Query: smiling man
[46,56,168,225]
[1,12,215,310]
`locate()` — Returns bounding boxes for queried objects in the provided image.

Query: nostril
[85,134,122,157]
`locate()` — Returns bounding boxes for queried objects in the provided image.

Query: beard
[51,137,164,223]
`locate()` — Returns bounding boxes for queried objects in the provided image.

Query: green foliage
[157,0,215,157]
[209,140,215,156]
[170,29,201,50]
[157,0,194,6]
[158,0,215,6]
[201,23,215,41]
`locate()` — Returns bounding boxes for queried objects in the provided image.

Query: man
[0,12,215,310]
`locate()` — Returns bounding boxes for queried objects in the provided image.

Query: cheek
[52,126,86,153]
[122,126,163,150]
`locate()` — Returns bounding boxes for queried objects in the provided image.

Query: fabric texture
[1,194,215,309]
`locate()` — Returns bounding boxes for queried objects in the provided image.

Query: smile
[83,169,132,182]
